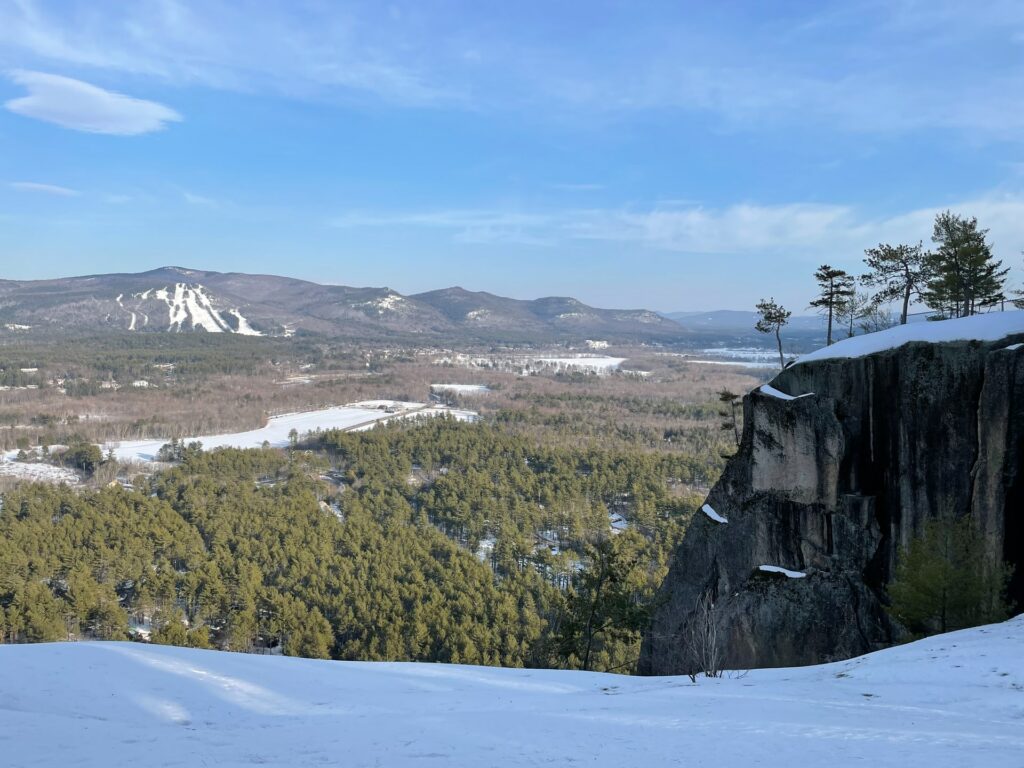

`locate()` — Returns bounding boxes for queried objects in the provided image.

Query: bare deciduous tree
[686,590,723,681]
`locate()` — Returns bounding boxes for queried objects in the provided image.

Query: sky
[1,0,1023,311]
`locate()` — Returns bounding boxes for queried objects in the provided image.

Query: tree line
[0,418,700,674]
[755,210,1020,364]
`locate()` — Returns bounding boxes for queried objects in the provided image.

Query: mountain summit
[0,267,686,343]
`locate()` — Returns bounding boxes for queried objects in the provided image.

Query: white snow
[685,358,781,369]
[346,407,477,433]
[1,617,1022,766]
[183,284,230,332]
[436,353,629,376]
[758,565,807,579]
[1004,343,1022,351]
[758,384,814,401]
[608,512,629,533]
[0,459,79,484]
[228,309,263,336]
[4,323,32,330]
[105,403,478,463]
[363,294,405,313]
[534,356,626,372]
[134,283,263,335]
[431,384,492,395]
[796,311,1024,365]
[701,503,728,523]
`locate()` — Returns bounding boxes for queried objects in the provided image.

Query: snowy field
[684,357,780,369]
[1,617,1021,767]
[105,402,477,463]
[430,384,492,395]
[658,351,781,369]
[532,356,626,372]
[0,460,79,484]
[437,353,628,375]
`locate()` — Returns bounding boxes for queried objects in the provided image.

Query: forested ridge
[0,418,705,673]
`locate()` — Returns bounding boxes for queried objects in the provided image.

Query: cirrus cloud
[5,70,181,135]
[9,180,80,196]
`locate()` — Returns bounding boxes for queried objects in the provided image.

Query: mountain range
[0,267,687,344]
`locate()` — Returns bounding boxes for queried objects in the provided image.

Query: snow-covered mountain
[2,616,1021,767]
[0,266,688,343]
[115,282,263,335]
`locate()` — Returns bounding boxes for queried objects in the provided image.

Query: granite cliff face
[642,318,1024,674]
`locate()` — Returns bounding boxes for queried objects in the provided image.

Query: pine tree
[835,289,872,339]
[554,535,649,672]
[923,211,1008,318]
[861,242,929,325]
[718,390,740,448]
[809,266,854,345]
[888,516,1011,636]
[754,297,791,368]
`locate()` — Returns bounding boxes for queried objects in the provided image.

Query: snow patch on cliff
[702,503,728,523]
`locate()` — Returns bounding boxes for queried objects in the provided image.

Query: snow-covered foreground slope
[2,617,1022,767]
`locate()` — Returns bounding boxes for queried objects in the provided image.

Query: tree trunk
[901,285,911,325]
[775,326,784,369]
[731,402,740,446]
[581,564,607,672]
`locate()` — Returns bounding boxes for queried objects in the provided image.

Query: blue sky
[1,0,1023,311]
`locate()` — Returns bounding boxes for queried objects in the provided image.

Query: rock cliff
[641,314,1024,674]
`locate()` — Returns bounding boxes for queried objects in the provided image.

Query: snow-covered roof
[794,311,1024,366]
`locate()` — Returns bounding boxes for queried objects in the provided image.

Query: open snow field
[531,356,626,372]
[105,402,477,463]
[1,617,1021,767]
[437,353,629,375]
[430,384,492,395]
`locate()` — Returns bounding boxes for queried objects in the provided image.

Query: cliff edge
[641,312,1024,674]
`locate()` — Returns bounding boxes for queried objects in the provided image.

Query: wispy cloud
[331,209,555,246]
[182,190,218,207]
[5,70,181,134]
[0,1,454,107]
[551,183,604,192]
[9,180,80,196]
[1,0,1021,137]
[329,194,1024,267]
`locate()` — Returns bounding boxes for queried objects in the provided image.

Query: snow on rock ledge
[757,565,807,579]
[758,384,814,401]
[795,310,1024,365]
[701,503,728,523]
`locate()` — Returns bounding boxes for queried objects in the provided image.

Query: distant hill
[664,309,826,332]
[664,309,827,349]
[0,266,689,344]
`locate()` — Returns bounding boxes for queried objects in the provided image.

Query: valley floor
[1,616,1022,767]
